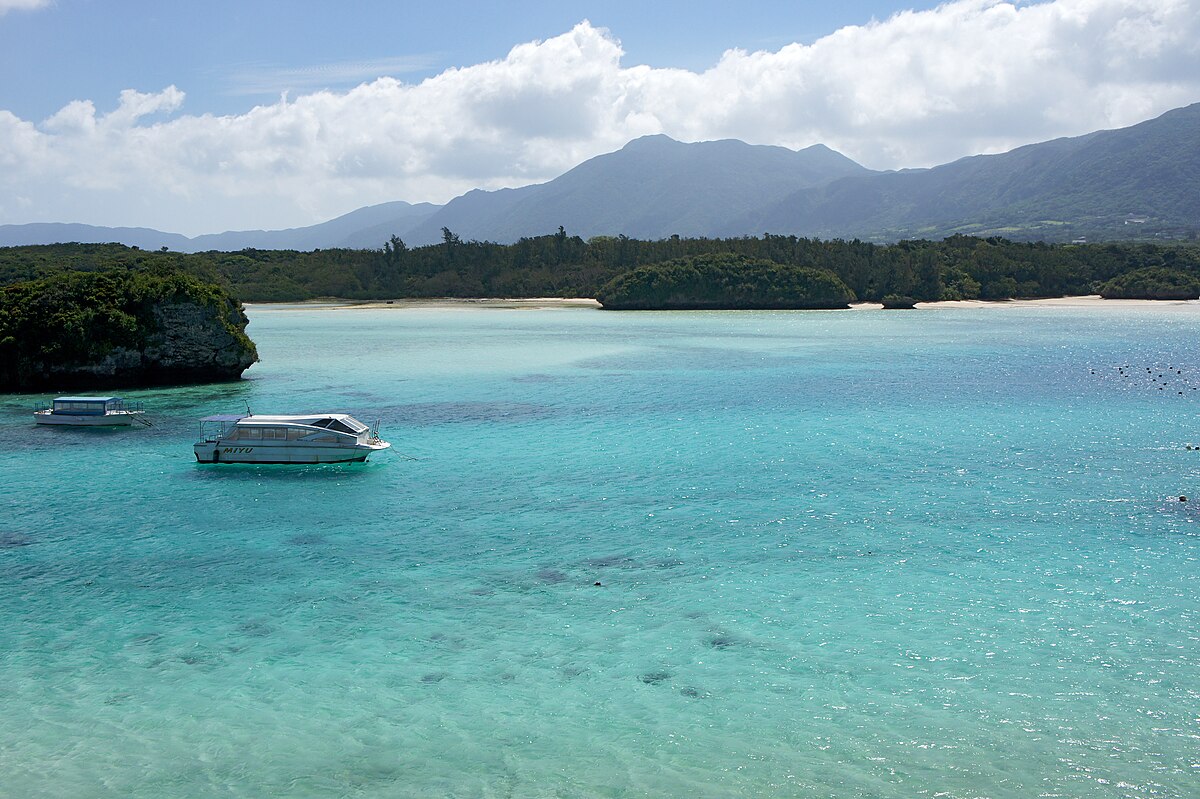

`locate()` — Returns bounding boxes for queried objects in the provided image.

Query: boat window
[311,434,339,443]
[287,428,310,440]
[327,420,357,434]
[55,401,104,412]
[312,419,334,429]
[242,428,262,439]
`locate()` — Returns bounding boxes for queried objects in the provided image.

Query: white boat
[34,396,146,426]
[194,413,390,464]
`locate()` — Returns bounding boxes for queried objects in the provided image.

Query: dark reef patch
[237,621,274,638]
[705,633,739,650]
[381,401,555,426]
[0,531,33,549]
[584,554,639,569]
[639,670,673,685]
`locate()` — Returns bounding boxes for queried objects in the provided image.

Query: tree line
[3,230,1199,303]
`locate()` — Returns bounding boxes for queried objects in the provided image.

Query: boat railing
[369,420,383,444]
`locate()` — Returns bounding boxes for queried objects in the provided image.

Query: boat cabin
[198,414,373,445]
[34,395,146,426]
[50,396,136,415]
[194,412,388,464]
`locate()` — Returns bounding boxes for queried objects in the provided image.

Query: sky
[1,0,1198,236]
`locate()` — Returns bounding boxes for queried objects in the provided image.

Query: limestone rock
[1,269,259,391]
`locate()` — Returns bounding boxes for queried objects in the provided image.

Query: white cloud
[224,55,442,96]
[0,0,50,15]
[1,0,1198,235]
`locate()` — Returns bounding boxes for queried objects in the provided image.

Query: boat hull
[193,441,389,464]
[35,411,140,426]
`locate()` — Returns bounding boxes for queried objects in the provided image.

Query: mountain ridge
[399,135,872,246]
[2,103,1198,250]
[735,103,1200,241]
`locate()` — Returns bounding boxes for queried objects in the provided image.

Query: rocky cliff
[0,269,258,391]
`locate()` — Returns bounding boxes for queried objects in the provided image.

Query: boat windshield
[311,417,368,435]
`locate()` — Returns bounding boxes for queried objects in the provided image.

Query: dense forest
[597,254,855,310]
[1097,266,1200,300]
[2,230,1199,304]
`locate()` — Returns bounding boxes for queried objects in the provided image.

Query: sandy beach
[246,297,603,311]
[249,295,1200,312]
[911,295,1200,310]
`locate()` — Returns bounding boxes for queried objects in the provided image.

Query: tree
[441,227,461,265]
[384,234,407,264]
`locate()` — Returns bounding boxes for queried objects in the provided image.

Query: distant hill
[2,103,1199,249]
[734,103,1200,242]
[0,201,441,253]
[401,135,872,245]
[0,223,194,251]
[189,200,441,251]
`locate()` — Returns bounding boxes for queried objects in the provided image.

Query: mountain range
[729,102,1200,242]
[2,102,1197,251]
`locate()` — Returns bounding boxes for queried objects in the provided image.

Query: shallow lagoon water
[2,304,1199,797]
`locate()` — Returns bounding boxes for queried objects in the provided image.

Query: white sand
[248,295,1199,312]
[914,295,1200,310]
[247,297,602,311]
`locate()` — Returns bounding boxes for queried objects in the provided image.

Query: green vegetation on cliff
[0,267,258,391]
[596,254,855,309]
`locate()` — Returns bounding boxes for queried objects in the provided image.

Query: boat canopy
[200,414,250,423]
[236,414,369,434]
[51,396,126,414]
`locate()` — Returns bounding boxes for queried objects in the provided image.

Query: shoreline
[245,297,603,311]
[246,295,1200,312]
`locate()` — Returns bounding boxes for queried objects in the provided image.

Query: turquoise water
[2,304,1199,798]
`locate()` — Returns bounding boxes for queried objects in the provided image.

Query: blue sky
[1,0,943,120]
[1,0,1198,235]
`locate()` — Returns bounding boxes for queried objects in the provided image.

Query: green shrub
[597,253,855,310]
[1098,267,1200,299]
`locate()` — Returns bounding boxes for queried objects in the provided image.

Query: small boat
[194,413,390,464]
[34,396,146,426]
